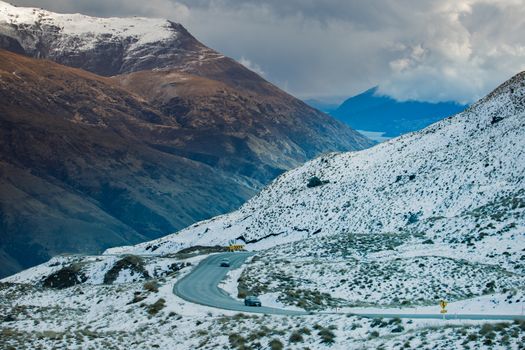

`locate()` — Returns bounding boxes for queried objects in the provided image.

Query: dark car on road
[244,296,262,307]
[220,259,230,267]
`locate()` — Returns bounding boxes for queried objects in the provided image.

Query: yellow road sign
[439,300,448,314]
[228,244,244,252]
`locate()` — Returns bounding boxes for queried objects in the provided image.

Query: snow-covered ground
[346,291,525,316]
[225,230,524,315]
[219,264,305,312]
[218,265,245,299]
[2,254,193,286]
[2,254,524,350]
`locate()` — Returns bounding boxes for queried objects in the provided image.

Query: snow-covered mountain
[1,3,524,348]
[0,0,218,76]
[0,2,372,278]
[111,70,525,271]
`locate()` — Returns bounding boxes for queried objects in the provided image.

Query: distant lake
[357,130,391,143]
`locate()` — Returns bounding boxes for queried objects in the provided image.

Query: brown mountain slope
[114,70,371,182]
[0,3,373,165]
[0,2,372,183]
[0,3,373,277]
[0,50,254,277]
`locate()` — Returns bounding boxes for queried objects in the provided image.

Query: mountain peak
[0,1,175,45]
[333,85,467,139]
[0,1,221,76]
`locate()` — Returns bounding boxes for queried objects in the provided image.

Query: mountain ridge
[0,49,259,277]
[0,0,293,96]
[0,2,372,277]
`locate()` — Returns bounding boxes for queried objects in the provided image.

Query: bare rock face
[113,70,372,183]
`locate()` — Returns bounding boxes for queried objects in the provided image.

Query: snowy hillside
[112,71,525,266]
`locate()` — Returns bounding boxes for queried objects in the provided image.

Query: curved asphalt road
[173,252,306,315]
[173,252,525,321]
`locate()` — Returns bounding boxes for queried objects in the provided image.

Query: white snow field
[0,0,224,74]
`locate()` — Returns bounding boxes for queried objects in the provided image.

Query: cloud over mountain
[8,0,525,103]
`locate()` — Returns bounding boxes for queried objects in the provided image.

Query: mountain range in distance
[306,87,467,142]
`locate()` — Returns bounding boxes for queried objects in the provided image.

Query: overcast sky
[9,0,525,104]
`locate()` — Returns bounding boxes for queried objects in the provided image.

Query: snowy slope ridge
[0,1,222,74]
[0,1,177,51]
[109,71,525,255]
[0,1,173,49]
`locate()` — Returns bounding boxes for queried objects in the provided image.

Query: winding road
[173,252,306,315]
[173,252,525,321]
